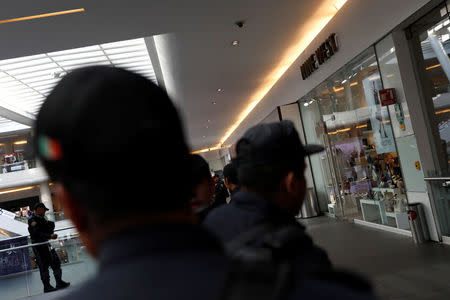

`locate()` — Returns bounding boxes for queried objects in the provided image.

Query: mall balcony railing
[0,160,37,174]
[14,211,67,224]
[0,230,97,299]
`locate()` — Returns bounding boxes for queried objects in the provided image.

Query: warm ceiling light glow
[0,8,85,24]
[333,86,344,92]
[232,40,240,46]
[191,146,221,154]
[14,140,27,145]
[190,144,233,154]
[0,186,35,195]
[356,124,368,129]
[426,64,441,70]
[217,0,348,147]
[435,108,450,115]
[350,82,358,86]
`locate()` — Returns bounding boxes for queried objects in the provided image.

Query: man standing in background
[223,163,240,202]
[212,174,229,208]
[28,203,70,293]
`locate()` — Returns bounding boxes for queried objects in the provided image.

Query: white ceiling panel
[0,37,156,124]
[0,117,30,133]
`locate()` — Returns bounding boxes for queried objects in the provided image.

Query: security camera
[235,20,245,28]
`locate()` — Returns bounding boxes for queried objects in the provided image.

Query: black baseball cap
[33,66,189,189]
[234,120,323,168]
[33,203,49,211]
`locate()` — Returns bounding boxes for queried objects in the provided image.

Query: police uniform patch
[31,221,37,227]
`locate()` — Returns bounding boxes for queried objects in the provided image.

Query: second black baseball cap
[234,120,324,168]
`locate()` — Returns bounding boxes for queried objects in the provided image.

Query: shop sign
[363,80,396,154]
[300,33,338,80]
[379,88,397,106]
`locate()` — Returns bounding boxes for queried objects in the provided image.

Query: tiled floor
[301,216,450,300]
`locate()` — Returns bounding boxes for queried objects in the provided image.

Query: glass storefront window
[418,9,450,171]
[300,47,409,229]
[409,2,450,237]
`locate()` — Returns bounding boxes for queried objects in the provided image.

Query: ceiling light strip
[0,8,85,24]
[0,186,35,195]
[216,0,348,148]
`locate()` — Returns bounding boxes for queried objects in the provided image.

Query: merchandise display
[300,47,410,229]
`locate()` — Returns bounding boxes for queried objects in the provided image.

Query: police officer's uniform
[28,203,69,293]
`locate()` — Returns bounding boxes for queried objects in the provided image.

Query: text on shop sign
[300,33,338,80]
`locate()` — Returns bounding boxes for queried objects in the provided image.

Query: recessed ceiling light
[217,88,223,93]
[232,40,240,46]
[207,120,211,123]
[203,136,206,138]
[212,101,217,105]
[192,0,349,153]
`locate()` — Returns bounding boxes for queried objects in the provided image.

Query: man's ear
[54,183,99,257]
[54,183,88,232]
[284,171,298,194]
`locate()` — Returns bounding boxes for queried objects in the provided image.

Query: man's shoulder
[28,216,38,226]
[204,202,239,223]
[63,252,227,300]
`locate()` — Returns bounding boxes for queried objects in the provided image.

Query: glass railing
[0,232,97,299]
[14,211,67,224]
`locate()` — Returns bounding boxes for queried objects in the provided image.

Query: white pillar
[40,182,55,221]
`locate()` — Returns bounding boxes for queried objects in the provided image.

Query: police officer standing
[28,203,70,293]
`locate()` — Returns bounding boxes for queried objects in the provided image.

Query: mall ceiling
[0,0,345,151]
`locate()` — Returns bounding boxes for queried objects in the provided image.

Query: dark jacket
[204,191,331,271]
[204,191,375,297]
[213,179,229,207]
[228,186,240,202]
[64,222,374,300]
[28,214,55,243]
[63,224,228,300]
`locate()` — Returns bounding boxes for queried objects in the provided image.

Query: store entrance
[300,47,409,228]
[409,1,450,238]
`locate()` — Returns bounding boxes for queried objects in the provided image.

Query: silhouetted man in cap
[204,120,375,298]
[33,66,227,299]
